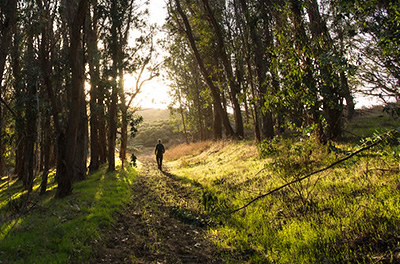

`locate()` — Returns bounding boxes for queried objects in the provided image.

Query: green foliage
[200,189,227,215]
[0,166,137,263]
[257,138,278,158]
[129,115,143,138]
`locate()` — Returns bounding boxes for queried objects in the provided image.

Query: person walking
[155,139,165,170]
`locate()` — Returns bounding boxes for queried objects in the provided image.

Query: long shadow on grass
[161,170,204,190]
[160,171,218,227]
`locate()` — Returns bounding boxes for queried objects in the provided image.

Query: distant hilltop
[137,108,170,122]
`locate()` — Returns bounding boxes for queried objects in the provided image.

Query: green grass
[0,165,137,263]
[167,112,400,263]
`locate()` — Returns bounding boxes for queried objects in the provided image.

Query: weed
[200,189,228,215]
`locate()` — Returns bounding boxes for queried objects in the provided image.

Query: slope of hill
[137,108,170,122]
[129,108,185,152]
[162,112,400,263]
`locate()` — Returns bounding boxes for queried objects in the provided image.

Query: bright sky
[127,1,171,110]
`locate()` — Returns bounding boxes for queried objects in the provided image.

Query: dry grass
[164,140,214,161]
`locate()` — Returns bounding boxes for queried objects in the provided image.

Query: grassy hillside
[137,108,170,122]
[0,165,137,263]
[130,108,185,150]
[164,109,400,263]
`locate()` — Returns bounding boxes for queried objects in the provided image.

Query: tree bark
[40,109,51,195]
[213,103,223,140]
[98,82,108,165]
[57,0,88,197]
[119,75,128,169]
[87,1,101,172]
[0,0,17,176]
[108,0,119,171]
[108,83,117,171]
[74,89,88,181]
[23,24,38,192]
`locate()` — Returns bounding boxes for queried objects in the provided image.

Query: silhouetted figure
[155,139,165,170]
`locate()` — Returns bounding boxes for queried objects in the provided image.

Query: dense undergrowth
[0,165,137,263]
[166,110,400,263]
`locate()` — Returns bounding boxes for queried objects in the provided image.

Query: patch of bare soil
[93,158,221,263]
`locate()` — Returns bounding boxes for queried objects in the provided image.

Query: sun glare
[124,73,171,109]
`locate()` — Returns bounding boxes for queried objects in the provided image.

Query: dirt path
[93,156,220,263]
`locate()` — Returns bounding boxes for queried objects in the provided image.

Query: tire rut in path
[94,161,220,263]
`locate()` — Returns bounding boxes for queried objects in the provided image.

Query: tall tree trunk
[175,0,235,138]
[119,75,128,169]
[108,83,117,171]
[177,91,189,144]
[108,1,119,171]
[74,89,88,181]
[87,2,100,172]
[57,0,88,197]
[306,0,343,140]
[239,0,274,139]
[98,83,108,165]
[235,0,261,141]
[40,110,51,194]
[202,0,244,138]
[0,0,17,84]
[37,0,69,186]
[213,103,223,140]
[12,27,25,180]
[0,0,17,176]
[23,27,37,192]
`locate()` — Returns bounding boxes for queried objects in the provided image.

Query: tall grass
[167,123,400,262]
[164,140,214,161]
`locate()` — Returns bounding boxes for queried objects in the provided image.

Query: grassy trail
[94,157,219,263]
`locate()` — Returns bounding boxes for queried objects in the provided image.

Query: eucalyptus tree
[0,0,17,175]
[171,0,236,138]
[201,0,244,138]
[99,0,148,171]
[164,32,214,141]
[86,0,102,172]
[55,0,88,197]
[237,0,276,139]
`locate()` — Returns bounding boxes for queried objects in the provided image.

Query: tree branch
[0,96,17,117]
[229,131,396,214]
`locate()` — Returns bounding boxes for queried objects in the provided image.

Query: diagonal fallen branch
[230,130,397,214]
